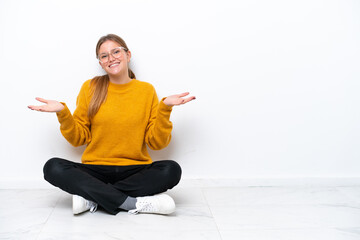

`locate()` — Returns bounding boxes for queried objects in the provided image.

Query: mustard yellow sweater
[56,79,173,166]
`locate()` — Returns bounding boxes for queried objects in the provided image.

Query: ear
[126,50,131,63]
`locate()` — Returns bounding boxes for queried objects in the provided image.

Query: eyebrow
[99,47,122,55]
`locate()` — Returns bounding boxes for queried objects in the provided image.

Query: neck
[109,71,132,84]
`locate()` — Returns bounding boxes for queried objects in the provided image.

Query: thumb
[35,97,48,104]
[177,92,190,97]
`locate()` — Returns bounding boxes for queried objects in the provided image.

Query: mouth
[108,62,120,68]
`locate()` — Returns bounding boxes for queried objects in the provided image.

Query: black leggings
[43,157,182,215]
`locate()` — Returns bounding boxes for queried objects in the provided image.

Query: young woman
[28,34,195,215]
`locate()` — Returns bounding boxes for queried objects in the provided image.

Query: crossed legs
[43,157,182,215]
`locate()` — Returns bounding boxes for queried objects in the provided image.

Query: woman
[28,34,195,215]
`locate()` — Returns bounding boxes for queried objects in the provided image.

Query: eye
[100,54,108,59]
[113,50,121,54]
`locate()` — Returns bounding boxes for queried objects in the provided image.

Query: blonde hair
[88,34,136,118]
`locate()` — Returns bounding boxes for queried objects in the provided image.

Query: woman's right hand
[28,97,65,113]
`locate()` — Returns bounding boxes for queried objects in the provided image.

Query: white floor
[1,183,360,240]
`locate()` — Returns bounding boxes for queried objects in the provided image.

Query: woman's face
[98,40,131,76]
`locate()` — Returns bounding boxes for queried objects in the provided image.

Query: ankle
[119,196,137,211]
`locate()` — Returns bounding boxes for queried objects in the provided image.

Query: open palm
[28,97,64,113]
[163,92,196,106]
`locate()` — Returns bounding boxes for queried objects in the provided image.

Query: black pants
[43,157,182,215]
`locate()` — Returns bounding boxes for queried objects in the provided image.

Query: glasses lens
[99,54,109,63]
[98,47,125,63]
[111,48,123,59]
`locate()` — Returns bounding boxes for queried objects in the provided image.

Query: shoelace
[88,201,98,213]
[128,208,140,214]
[128,202,154,215]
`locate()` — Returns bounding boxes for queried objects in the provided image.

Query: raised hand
[28,97,65,113]
[163,92,196,107]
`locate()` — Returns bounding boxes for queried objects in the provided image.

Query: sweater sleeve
[145,92,173,150]
[56,82,92,147]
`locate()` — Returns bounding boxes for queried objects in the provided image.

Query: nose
[108,54,115,62]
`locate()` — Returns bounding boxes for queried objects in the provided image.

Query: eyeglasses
[97,47,127,63]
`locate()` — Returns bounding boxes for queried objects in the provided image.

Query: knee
[43,157,65,182]
[162,160,182,187]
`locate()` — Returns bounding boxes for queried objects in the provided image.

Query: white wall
[0,0,359,187]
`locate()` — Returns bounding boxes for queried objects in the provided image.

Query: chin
[106,68,122,75]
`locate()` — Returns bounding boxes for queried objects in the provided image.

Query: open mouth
[108,62,120,68]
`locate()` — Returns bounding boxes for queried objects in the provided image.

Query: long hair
[88,34,136,118]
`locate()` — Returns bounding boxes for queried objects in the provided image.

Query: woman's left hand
[163,92,196,106]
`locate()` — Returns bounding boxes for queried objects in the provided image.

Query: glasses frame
[97,46,128,63]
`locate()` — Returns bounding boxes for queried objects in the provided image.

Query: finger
[182,96,196,104]
[28,105,44,111]
[29,103,51,111]
[35,97,48,104]
[28,105,41,111]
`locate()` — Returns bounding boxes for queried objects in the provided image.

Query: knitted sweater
[56,79,173,166]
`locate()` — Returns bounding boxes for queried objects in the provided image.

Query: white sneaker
[128,193,175,215]
[72,195,98,215]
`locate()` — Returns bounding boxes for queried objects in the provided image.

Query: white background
[0,0,359,187]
